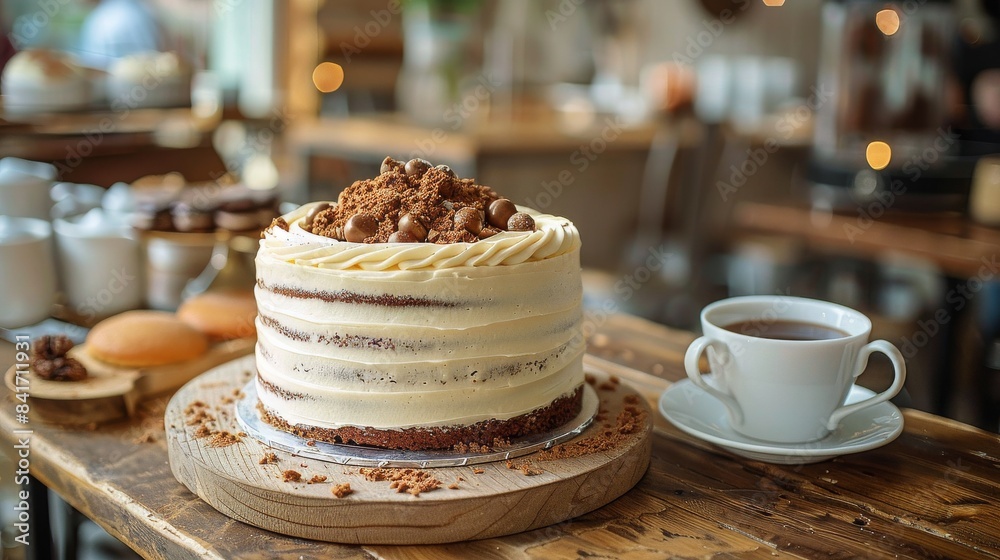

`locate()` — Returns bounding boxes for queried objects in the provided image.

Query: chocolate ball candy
[304,201,331,228]
[434,164,456,178]
[454,207,484,235]
[380,156,400,174]
[344,214,378,242]
[507,212,535,232]
[404,158,432,177]
[487,199,517,229]
[397,213,428,241]
[388,231,418,243]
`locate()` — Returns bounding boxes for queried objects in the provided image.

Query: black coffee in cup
[723,320,848,341]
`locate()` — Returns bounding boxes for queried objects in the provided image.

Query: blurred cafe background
[3,0,1000,556]
[2,0,1000,510]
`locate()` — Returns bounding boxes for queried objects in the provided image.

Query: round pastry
[87,310,209,367]
[177,289,257,340]
[1,49,90,114]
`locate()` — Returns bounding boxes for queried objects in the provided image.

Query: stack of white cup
[0,157,144,327]
[0,158,59,328]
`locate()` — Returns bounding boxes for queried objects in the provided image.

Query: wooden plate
[166,355,653,544]
[5,337,255,425]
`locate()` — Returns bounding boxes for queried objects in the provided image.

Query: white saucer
[659,378,904,464]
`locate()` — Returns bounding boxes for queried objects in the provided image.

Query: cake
[254,157,584,450]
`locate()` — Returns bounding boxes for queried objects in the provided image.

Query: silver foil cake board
[234,381,600,469]
[165,354,653,545]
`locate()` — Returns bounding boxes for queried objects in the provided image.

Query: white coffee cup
[0,216,57,328]
[53,209,143,321]
[684,296,906,444]
[0,157,57,220]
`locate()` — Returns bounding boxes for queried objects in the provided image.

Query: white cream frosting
[258,354,583,429]
[255,202,585,430]
[264,202,581,271]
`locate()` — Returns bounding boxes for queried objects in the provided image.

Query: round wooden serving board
[5,337,254,425]
[166,355,653,544]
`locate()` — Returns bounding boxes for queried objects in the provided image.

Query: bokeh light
[866,141,892,170]
[312,62,345,93]
[875,9,900,36]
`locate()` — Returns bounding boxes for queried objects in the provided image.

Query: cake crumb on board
[537,402,647,461]
[308,475,327,484]
[505,459,543,476]
[259,452,279,465]
[282,470,302,483]
[207,431,241,448]
[359,467,441,497]
[332,483,353,498]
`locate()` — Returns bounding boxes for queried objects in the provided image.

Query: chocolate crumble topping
[309,156,534,244]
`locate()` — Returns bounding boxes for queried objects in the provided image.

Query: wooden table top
[734,201,1000,278]
[2,312,1000,559]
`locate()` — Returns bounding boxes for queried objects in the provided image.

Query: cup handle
[684,336,744,426]
[826,340,907,430]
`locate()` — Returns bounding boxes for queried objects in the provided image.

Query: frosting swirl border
[263,203,581,271]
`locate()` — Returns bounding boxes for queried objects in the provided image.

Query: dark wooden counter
[734,201,1000,279]
[2,313,1000,559]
